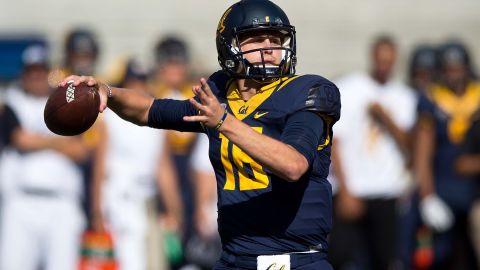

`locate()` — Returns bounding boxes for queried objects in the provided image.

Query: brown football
[44,81,100,136]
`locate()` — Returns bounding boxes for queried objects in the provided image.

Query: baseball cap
[22,44,49,68]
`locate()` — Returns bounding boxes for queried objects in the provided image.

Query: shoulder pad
[207,71,231,98]
[305,81,341,122]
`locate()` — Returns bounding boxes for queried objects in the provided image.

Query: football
[44,81,100,136]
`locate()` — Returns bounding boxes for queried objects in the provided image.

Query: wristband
[215,108,228,130]
[103,83,113,98]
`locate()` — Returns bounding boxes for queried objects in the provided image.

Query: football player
[60,0,341,269]
[150,36,203,269]
[413,40,479,269]
[1,44,90,270]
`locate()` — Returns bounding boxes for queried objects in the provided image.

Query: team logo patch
[239,105,249,114]
[66,82,75,103]
[257,254,290,270]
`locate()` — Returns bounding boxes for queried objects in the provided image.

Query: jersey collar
[227,76,298,120]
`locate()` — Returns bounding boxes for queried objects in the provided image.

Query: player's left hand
[183,78,226,128]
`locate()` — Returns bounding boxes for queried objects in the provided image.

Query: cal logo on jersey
[238,105,249,114]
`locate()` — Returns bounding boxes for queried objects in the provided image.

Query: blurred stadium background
[1,1,480,270]
[1,0,479,79]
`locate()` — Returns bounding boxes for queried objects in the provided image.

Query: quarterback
[61,0,341,269]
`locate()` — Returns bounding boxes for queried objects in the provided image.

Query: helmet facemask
[219,25,296,81]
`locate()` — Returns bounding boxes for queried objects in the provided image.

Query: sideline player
[2,44,89,270]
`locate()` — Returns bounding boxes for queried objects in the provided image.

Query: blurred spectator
[408,45,439,94]
[52,27,107,233]
[150,36,203,270]
[397,44,440,270]
[91,59,182,270]
[0,102,19,154]
[456,112,480,269]
[48,28,100,87]
[411,40,478,269]
[151,36,191,98]
[63,28,100,76]
[328,35,417,270]
[0,44,90,270]
[0,98,20,261]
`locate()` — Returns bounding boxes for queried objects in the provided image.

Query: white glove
[420,194,454,232]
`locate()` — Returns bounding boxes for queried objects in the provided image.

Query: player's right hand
[368,102,388,125]
[58,75,109,113]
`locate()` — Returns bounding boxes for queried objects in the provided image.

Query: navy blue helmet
[216,0,296,81]
[438,40,476,79]
[65,29,98,57]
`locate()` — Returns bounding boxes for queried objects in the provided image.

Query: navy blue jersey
[148,71,341,256]
[417,82,480,212]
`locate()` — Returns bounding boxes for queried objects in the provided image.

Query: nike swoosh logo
[254,111,269,119]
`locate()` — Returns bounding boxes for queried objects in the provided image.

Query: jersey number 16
[219,127,270,191]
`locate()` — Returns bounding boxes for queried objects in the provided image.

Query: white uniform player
[190,133,217,238]
[101,109,166,270]
[334,71,417,198]
[328,37,417,270]
[0,85,86,270]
